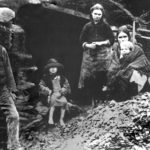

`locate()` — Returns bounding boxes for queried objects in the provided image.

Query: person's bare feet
[48,119,54,125]
[102,86,108,91]
[15,146,25,150]
[60,119,65,127]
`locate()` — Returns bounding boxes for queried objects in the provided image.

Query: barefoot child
[39,58,71,127]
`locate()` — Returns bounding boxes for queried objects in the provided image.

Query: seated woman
[107,39,150,101]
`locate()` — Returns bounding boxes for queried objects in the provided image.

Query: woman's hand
[93,40,110,46]
[85,43,96,49]
[93,41,103,46]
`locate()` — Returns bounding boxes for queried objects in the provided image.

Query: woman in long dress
[78,3,114,106]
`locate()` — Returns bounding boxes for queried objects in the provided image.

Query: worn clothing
[0,88,20,150]
[79,21,114,45]
[107,44,150,93]
[78,21,114,88]
[78,47,112,88]
[0,46,17,92]
[0,46,20,150]
[130,70,147,92]
[39,74,71,108]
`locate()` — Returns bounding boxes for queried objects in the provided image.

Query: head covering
[117,25,131,40]
[0,7,15,23]
[44,58,64,72]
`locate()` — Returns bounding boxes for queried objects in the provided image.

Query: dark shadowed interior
[16,4,88,99]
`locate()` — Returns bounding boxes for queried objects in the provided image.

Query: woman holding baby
[107,25,150,101]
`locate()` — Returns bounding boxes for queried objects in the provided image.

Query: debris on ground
[20,92,150,150]
[61,92,150,150]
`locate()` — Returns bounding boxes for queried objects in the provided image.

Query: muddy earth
[19,92,150,150]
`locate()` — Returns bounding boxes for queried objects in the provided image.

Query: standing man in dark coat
[0,7,24,150]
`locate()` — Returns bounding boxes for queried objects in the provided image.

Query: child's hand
[61,88,66,95]
[41,87,52,96]
[54,92,61,98]
[48,90,52,95]
[120,54,123,59]
[47,95,51,103]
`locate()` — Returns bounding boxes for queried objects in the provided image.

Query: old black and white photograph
[0,0,150,149]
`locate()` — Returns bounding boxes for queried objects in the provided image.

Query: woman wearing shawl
[106,26,150,100]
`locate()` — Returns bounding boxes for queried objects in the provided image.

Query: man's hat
[44,58,64,72]
[0,7,15,23]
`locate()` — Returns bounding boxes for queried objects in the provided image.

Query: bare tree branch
[108,0,147,24]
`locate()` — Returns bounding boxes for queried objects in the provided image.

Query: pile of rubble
[62,92,150,150]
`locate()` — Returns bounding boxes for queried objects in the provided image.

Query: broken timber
[42,3,89,19]
[137,28,150,40]
[137,28,150,34]
[139,35,150,40]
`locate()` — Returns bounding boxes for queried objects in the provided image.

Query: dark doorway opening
[16,4,88,101]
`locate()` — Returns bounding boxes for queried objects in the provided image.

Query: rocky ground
[19,92,150,150]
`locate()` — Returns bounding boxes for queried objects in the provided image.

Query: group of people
[0,3,150,150]
[78,3,150,106]
[39,3,150,127]
[106,27,150,100]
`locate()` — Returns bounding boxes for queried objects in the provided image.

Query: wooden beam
[42,3,89,20]
[108,0,146,24]
[132,20,136,44]
[137,28,150,33]
[139,35,150,40]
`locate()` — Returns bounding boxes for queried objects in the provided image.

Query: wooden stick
[132,20,136,45]
[21,118,42,131]
[139,35,150,40]
[137,28,150,33]
[42,3,89,19]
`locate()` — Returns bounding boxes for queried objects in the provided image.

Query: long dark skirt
[78,46,112,89]
[78,46,112,103]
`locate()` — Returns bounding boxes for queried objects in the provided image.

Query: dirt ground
[20,105,90,150]
[20,93,150,150]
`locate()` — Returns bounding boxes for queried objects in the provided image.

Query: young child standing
[39,58,71,127]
